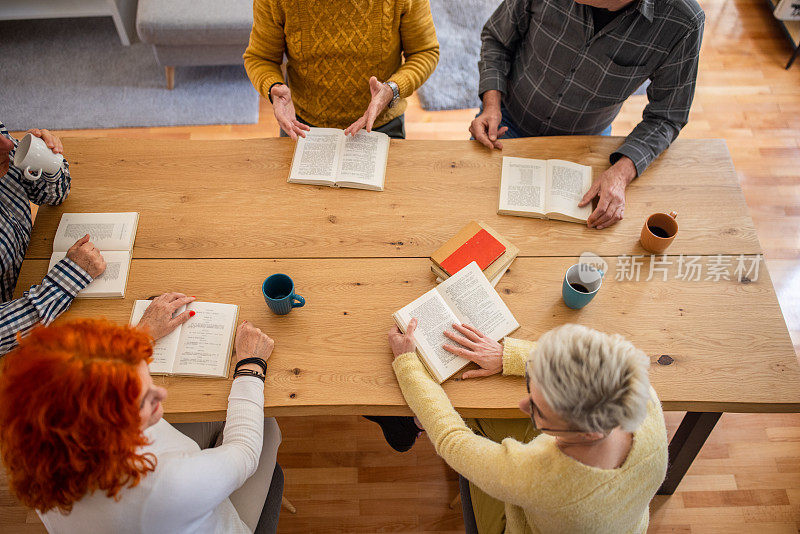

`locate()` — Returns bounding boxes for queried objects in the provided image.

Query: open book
[393,261,519,383]
[129,300,239,378]
[47,212,139,298]
[498,157,593,224]
[288,127,390,191]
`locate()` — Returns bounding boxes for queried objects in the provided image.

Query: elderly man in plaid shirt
[0,123,106,355]
[471,0,704,229]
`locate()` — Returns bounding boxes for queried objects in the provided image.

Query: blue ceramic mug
[562,263,604,310]
[262,274,305,315]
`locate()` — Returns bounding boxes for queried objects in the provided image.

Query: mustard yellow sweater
[244,0,439,129]
[392,337,669,534]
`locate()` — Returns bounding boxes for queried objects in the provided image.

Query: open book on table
[130,300,239,378]
[393,261,519,383]
[47,212,139,298]
[288,127,390,191]
[498,156,593,224]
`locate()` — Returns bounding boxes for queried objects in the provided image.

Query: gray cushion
[137,0,253,46]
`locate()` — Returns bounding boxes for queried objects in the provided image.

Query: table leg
[658,411,722,495]
[787,45,800,69]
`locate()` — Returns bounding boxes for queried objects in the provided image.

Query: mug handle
[24,166,42,181]
[669,211,678,219]
[291,294,305,308]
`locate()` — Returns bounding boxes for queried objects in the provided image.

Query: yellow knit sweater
[244,0,439,129]
[392,337,669,534]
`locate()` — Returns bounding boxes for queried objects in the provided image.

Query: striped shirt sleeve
[478,0,532,97]
[16,159,71,206]
[610,13,705,175]
[0,258,92,355]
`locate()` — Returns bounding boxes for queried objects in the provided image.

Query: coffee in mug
[641,211,678,253]
[562,263,604,310]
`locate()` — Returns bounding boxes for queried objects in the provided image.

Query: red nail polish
[189,311,196,317]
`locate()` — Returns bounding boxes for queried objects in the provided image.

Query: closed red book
[439,229,506,276]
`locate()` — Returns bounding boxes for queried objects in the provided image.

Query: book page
[173,302,238,377]
[48,250,131,298]
[395,290,468,382]
[545,160,592,221]
[288,128,342,183]
[498,157,547,214]
[437,262,519,341]
[336,131,389,188]
[129,299,183,374]
[52,212,138,252]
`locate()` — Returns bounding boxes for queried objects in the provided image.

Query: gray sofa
[136,0,253,89]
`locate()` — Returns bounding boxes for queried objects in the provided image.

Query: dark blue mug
[262,274,305,315]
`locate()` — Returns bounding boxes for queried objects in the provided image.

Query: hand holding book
[442,323,503,379]
[136,292,197,340]
[578,156,637,229]
[65,234,106,278]
[391,319,504,380]
[388,318,418,358]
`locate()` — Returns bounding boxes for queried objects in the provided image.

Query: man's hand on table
[388,318,417,359]
[137,292,196,340]
[579,156,637,230]
[442,323,503,379]
[65,234,106,278]
[470,90,508,150]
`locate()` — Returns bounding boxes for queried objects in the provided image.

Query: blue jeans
[479,105,613,138]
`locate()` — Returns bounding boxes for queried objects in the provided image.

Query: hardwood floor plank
[682,489,790,508]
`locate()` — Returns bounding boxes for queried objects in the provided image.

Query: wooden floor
[3,0,800,531]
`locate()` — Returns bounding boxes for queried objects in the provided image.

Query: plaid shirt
[0,122,92,355]
[479,0,705,175]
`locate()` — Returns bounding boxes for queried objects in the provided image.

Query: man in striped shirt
[0,122,106,355]
[472,0,704,229]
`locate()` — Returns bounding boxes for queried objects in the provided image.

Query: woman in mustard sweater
[243,0,439,140]
[389,321,668,533]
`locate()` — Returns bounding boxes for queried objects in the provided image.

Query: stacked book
[430,221,519,287]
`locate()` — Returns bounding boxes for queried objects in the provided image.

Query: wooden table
[16,136,800,495]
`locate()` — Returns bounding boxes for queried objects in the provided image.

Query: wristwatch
[384,81,400,108]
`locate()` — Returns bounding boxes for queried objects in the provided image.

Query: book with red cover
[438,228,506,276]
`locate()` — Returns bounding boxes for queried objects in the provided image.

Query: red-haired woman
[0,292,281,534]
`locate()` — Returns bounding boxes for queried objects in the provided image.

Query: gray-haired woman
[388,321,668,534]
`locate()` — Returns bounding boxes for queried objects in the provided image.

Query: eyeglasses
[524,362,586,435]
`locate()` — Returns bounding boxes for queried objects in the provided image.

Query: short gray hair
[529,324,651,434]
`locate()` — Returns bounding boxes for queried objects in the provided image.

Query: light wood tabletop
[24,136,760,260]
[15,135,799,494]
[14,255,800,420]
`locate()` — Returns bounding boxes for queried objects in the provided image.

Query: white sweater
[39,376,265,534]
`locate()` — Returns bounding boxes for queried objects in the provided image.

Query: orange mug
[640,211,678,253]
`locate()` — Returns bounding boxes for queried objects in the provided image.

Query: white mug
[13,133,65,181]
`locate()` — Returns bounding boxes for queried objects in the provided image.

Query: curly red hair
[0,318,157,513]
